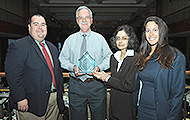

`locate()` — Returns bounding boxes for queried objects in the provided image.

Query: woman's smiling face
[116,30,129,51]
[145,21,159,47]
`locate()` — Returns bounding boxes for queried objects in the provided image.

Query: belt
[71,76,94,83]
[50,89,57,93]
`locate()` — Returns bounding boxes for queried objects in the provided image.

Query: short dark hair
[28,14,46,25]
[110,25,139,51]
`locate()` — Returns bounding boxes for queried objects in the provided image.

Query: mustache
[81,22,89,25]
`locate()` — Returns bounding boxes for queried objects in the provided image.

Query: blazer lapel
[46,42,58,85]
[46,42,56,65]
[27,36,48,67]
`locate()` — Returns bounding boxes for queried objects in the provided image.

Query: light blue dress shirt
[59,30,112,81]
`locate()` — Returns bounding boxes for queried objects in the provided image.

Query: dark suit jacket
[107,52,138,120]
[134,48,186,120]
[5,35,65,116]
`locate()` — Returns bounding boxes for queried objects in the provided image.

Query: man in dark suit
[5,14,65,120]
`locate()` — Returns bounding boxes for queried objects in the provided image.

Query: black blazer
[5,35,65,116]
[107,52,138,120]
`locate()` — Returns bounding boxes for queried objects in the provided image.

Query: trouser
[110,116,119,120]
[17,92,59,120]
[69,77,106,120]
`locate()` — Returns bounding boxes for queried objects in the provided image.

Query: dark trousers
[69,77,106,120]
[110,116,119,120]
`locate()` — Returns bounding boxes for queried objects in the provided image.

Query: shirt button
[46,91,48,94]
[156,102,158,105]
[46,80,48,82]
[155,89,157,92]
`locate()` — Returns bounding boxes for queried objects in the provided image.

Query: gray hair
[76,6,93,19]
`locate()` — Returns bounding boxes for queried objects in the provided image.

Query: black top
[107,52,139,120]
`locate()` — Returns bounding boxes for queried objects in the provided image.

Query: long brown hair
[136,16,177,72]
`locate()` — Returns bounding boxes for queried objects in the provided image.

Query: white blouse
[105,49,134,82]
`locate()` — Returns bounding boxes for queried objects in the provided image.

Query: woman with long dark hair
[93,25,139,120]
[134,16,186,119]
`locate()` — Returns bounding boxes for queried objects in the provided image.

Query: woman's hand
[92,71,109,81]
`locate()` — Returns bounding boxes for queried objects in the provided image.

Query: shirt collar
[114,49,135,62]
[34,39,45,44]
[79,30,92,37]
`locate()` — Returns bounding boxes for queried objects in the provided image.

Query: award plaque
[78,51,95,73]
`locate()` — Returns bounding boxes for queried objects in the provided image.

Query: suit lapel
[28,36,58,86]
[45,41,58,85]
[45,42,57,69]
[27,36,48,68]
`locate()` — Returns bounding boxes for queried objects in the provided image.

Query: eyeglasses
[77,16,91,21]
[32,22,46,27]
[116,37,129,41]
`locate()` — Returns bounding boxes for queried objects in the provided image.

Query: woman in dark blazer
[93,25,139,120]
[134,16,186,120]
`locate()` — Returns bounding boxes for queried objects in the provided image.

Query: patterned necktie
[80,34,87,57]
[39,43,56,89]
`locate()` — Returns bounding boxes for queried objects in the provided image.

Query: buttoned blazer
[5,35,65,116]
[107,52,138,120]
[134,48,186,120]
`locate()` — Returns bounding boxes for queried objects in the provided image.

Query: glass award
[78,51,95,73]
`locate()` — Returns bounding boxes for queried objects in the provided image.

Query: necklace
[120,51,126,60]
[120,55,125,60]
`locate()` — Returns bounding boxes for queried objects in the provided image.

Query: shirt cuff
[105,75,111,82]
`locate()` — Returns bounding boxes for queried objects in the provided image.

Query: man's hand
[17,99,28,112]
[73,66,85,76]
[94,66,100,72]
[87,66,100,76]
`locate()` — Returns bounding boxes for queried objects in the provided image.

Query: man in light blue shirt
[59,6,112,120]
